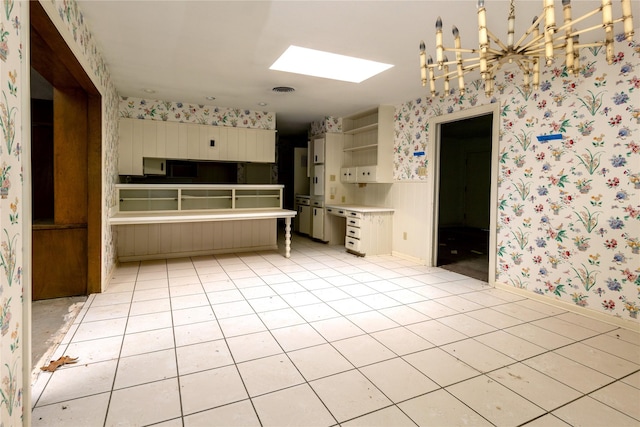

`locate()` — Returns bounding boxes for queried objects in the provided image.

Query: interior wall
[0,2,27,423]
[392,35,640,325]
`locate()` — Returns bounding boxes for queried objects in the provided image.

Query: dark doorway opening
[437,114,492,281]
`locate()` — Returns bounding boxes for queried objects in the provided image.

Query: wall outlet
[418,167,427,176]
[341,196,346,202]
[330,174,336,182]
[330,194,335,200]
[403,232,407,240]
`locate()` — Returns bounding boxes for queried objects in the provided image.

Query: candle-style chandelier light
[419,0,634,97]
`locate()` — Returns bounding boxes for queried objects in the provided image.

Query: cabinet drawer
[327,207,347,217]
[346,226,361,239]
[345,210,363,220]
[346,217,361,228]
[345,236,361,252]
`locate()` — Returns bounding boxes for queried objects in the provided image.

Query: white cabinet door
[200,125,219,160]
[142,120,157,157]
[211,126,228,160]
[245,129,257,162]
[313,137,325,164]
[178,122,188,159]
[165,121,180,159]
[131,120,144,175]
[341,167,357,183]
[227,127,243,162]
[358,166,377,182]
[313,164,325,196]
[156,121,167,158]
[258,130,276,162]
[312,207,324,240]
[187,124,200,159]
[118,119,133,175]
[299,205,311,235]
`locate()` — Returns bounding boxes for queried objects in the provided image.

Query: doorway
[30,1,102,300]
[428,104,499,284]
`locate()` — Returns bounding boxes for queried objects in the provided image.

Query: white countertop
[110,209,297,225]
[326,204,394,213]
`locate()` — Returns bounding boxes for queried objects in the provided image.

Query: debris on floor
[40,356,78,372]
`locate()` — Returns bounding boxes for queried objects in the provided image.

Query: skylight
[269,45,393,83]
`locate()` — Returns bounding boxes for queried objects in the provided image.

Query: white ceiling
[75,0,637,138]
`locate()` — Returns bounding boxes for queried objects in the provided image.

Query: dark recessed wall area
[31,98,55,223]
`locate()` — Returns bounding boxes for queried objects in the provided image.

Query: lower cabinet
[312,206,325,241]
[326,206,393,256]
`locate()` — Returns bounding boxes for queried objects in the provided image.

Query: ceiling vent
[272,86,295,93]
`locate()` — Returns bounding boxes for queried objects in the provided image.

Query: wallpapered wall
[1,0,121,422]
[119,97,276,130]
[0,1,25,423]
[394,37,639,323]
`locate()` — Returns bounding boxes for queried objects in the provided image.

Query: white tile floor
[32,235,640,426]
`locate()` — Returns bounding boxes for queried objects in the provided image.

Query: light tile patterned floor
[32,235,640,426]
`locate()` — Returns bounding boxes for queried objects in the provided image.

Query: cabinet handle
[347,241,354,245]
[349,220,356,224]
[349,230,355,234]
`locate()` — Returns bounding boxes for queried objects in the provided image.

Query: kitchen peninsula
[110,184,296,261]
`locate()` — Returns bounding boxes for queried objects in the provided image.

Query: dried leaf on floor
[40,356,79,372]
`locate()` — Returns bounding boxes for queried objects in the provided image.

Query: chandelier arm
[555,6,602,34]
[516,33,545,53]
[525,41,568,56]
[443,48,478,54]
[462,63,482,72]
[486,29,510,52]
[570,23,610,38]
[485,48,505,57]
[513,15,545,50]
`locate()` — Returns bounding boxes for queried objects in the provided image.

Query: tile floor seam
[165,258,192,425]
[101,260,141,427]
[242,297,341,426]
[192,259,265,426]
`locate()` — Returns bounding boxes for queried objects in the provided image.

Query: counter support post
[285,217,292,258]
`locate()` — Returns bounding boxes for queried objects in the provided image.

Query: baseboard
[494,281,640,333]
[391,251,427,266]
[116,245,279,263]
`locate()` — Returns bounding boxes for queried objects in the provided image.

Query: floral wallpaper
[119,96,276,130]
[0,0,121,422]
[0,0,24,424]
[309,116,341,136]
[395,36,639,323]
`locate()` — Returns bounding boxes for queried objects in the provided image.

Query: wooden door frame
[426,103,500,285]
[30,1,102,294]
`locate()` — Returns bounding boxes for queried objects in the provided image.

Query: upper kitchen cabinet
[312,136,325,164]
[341,105,394,183]
[118,118,276,175]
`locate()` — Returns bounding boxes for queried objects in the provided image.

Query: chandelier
[419,0,634,97]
